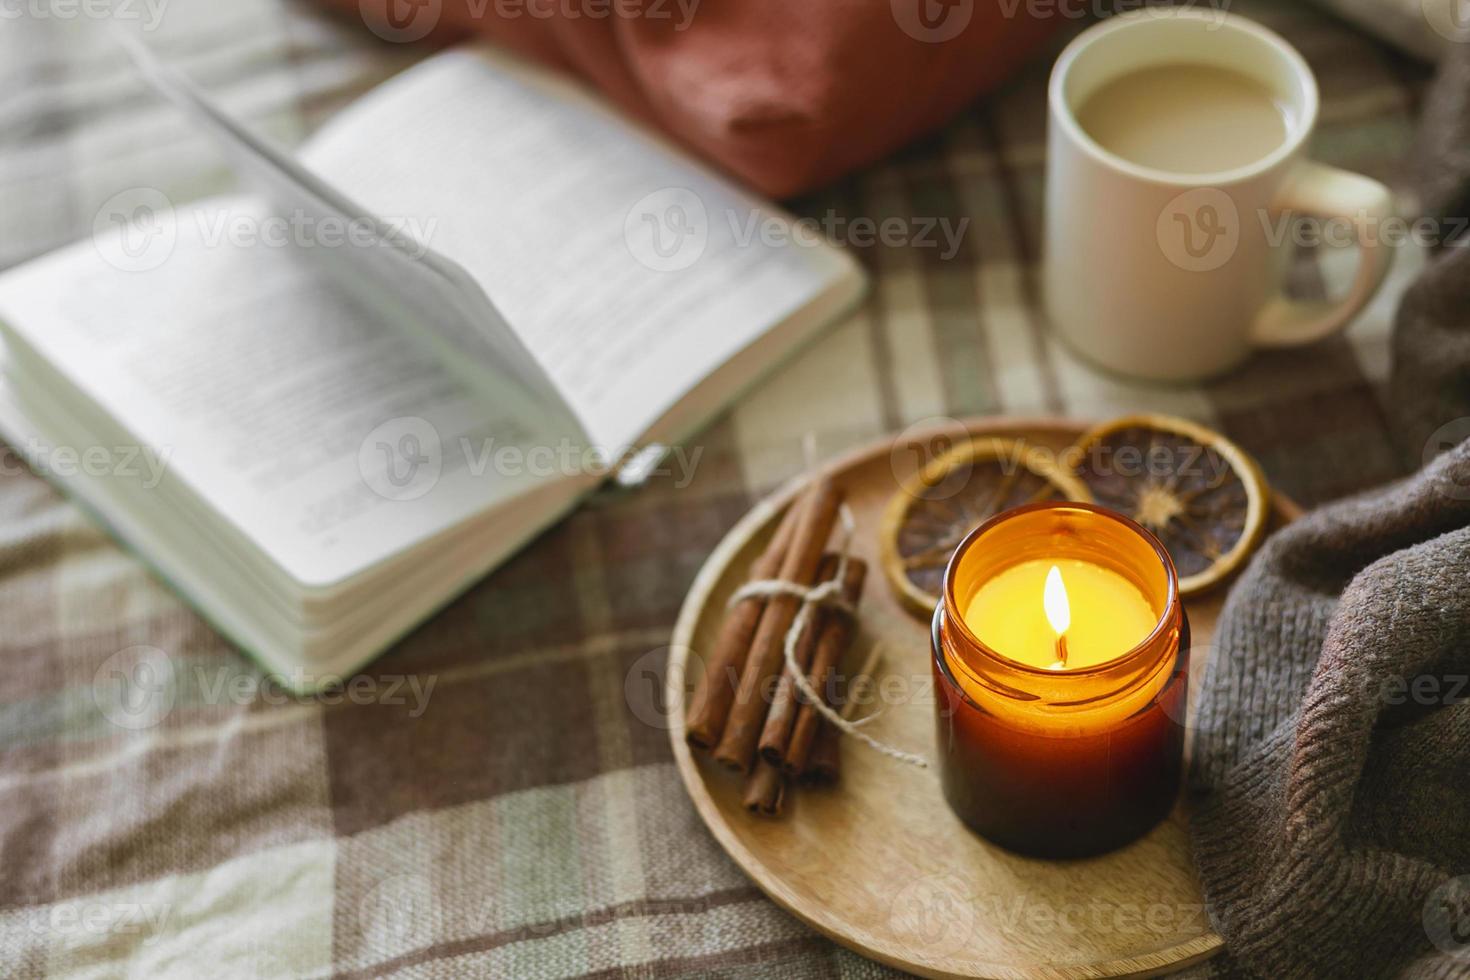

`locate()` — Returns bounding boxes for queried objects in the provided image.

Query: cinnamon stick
[684,502,802,751]
[742,759,786,817]
[759,556,866,768]
[803,721,842,786]
[801,647,883,786]
[713,479,842,773]
[781,559,868,775]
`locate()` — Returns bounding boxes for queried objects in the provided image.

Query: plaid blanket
[0,1,1433,976]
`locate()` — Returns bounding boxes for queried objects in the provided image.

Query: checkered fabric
[0,1,1435,976]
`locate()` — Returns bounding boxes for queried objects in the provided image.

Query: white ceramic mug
[1043,9,1395,382]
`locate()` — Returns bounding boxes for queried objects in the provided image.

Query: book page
[113,31,582,443]
[0,196,583,590]
[298,46,859,450]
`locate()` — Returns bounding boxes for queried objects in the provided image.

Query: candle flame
[1043,565,1070,637]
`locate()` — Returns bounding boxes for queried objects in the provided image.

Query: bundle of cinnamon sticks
[684,478,869,816]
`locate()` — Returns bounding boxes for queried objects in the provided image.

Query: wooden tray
[666,417,1300,980]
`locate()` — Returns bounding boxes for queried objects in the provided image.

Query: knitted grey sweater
[1188,43,1470,980]
[1189,441,1470,978]
[1188,44,1470,978]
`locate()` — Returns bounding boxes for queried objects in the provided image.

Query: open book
[0,40,865,689]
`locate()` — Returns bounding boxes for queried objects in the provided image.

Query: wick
[1054,634,1069,670]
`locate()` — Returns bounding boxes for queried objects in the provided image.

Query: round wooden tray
[667,417,1300,980]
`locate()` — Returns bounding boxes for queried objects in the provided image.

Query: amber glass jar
[931,502,1189,859]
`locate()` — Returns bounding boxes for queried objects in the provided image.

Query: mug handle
[1250,161,1395,348]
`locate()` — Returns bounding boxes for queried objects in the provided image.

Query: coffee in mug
[1044,10,1395,382]
[1076,64,1289,175]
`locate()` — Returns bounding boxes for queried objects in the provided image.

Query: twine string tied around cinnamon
[728,503,929,770]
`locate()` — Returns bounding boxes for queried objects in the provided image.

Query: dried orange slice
[881,437,1091,617]
[1067,414,1269,595]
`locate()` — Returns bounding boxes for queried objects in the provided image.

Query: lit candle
[930,503,1189,859]
[1044,565,1070,669]
[964,559,1158,670]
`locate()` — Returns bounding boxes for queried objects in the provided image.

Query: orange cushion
[346,0,1059,197]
